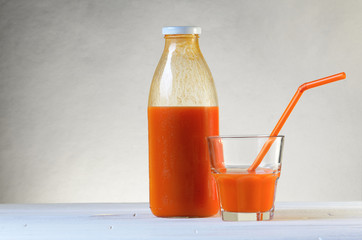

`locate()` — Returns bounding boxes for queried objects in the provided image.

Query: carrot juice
[148,106,219,217]
[212,168,279,213]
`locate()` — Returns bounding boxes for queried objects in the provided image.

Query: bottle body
[148,32,219,217]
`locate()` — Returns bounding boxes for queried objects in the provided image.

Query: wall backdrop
[0,0,361,203]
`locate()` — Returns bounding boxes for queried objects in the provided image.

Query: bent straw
[248,72,346,172]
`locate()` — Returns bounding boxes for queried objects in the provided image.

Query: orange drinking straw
[248,72,346,172]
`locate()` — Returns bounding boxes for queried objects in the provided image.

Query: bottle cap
[162,26,202,35]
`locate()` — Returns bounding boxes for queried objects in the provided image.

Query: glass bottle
[148,26,219,217]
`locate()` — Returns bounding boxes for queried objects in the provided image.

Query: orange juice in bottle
[148,26,219,217]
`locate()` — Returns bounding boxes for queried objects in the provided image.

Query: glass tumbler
[207,135,284,221]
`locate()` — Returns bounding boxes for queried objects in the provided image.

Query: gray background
[0,0,361,203]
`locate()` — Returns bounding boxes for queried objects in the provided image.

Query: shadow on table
[274,207,362,221]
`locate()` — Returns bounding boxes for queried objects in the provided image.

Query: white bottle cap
[162,26,202,35]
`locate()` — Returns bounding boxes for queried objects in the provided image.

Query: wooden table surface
[0,202,362,239]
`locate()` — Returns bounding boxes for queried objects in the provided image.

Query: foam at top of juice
[217,167,276,175]
[149,39,218,106]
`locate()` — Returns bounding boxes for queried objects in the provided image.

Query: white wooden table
[0,202,361,239]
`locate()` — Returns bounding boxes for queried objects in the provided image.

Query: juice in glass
[212,168,279,213]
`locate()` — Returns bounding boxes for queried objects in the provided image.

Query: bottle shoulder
[148,49,218,107]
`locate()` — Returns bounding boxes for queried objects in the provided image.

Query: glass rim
[207,135,284,139]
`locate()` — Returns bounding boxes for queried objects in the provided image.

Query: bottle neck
[163,34,200,51]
